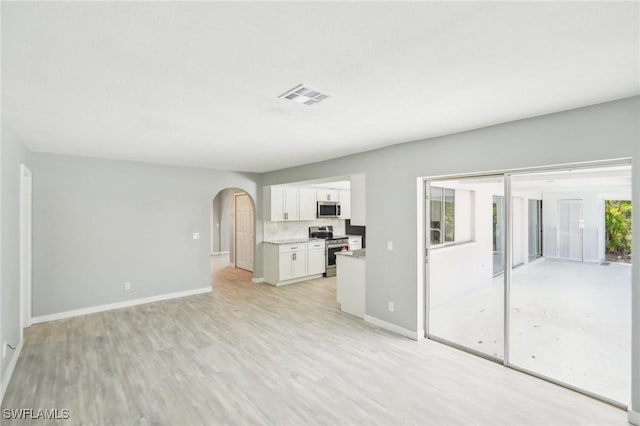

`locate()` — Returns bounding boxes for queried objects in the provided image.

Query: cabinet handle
[284,212,288,220]
[291,246,298,250]
[293,252,296,261]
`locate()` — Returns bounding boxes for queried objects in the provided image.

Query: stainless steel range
[309,225,349,277]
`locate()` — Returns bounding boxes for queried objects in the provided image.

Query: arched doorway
[211,188,256,286]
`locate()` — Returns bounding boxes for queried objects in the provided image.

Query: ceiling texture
[2,2,639,173]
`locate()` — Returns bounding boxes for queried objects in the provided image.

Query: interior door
[235,193,254,271]
[557,199,583,261]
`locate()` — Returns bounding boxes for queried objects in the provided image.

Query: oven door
[327,244,349,268]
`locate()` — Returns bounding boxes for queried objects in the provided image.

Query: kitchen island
[335,249,366,318]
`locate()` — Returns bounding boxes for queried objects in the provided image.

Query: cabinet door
[292,251,308,278]
[339,190,351,219]
[269,187,286,221]
[278,252,293,281]
[308,250,326,275]
[299,188,317,220]
[284,187,299,221]
[317,189,339,202]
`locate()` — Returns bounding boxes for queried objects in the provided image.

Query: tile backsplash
[264,219,345,241]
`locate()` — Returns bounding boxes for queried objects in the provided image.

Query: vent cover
[278,84,330,106]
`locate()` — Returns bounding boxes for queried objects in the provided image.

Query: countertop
[335,249,366,259]
[263,237,325,245]
[263,235,362,245]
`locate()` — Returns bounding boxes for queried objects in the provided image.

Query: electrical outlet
[388,302,395,312]
[387,241,393,251]
[124,281,131,291]
[192,232,200,240]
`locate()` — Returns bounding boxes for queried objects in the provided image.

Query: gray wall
[263,96,640,333]
[31,153,262,317]
[1,120,31,384]
[211,189,231,254]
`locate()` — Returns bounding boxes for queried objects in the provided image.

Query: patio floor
[429,258,631,404]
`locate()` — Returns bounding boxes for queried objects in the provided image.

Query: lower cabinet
[308,246,326,276]
[278,250,306,280]
[265,241,325,285]
[348,236,362,251]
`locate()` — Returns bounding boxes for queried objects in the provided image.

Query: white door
[235,193,254,271]
[558,199,583,261]
[20,165,33,334]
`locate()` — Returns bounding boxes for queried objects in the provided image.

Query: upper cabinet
[316,189,339,202]
[298,188,317,221]
[264,186,299,221]
[339,189,351,219]
[265,182,356,222]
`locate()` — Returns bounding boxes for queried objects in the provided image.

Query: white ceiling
[2,2,639,173]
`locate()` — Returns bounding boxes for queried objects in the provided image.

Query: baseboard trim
[31,287,212,324]
[364,315,423,341]
[1,339,24,404]
[251,277,265,284]
[629,408,640,426]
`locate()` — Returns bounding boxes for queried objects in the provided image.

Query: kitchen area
[262,175,367,318]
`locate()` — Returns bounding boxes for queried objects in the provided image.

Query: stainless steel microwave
[317,201,341,218]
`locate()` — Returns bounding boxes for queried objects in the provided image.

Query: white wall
[0,119,31,393]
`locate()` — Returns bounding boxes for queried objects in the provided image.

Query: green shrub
[605,200,632,255]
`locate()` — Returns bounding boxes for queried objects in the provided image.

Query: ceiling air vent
[278,84,330,106]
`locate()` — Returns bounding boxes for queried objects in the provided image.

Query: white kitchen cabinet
[307,241,326,275]
[317,189,339,202]
[264,186,299,221]
[348,236,362,251]
[274,243,307,282]
[336,253,365,318]
[291,250,307,279]
[339,189,351,219]
[265,242,325,285]
[298,187,317,220]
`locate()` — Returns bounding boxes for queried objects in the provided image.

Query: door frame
[421,158,632,409]
[20,164,33,336]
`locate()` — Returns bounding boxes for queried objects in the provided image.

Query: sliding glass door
[427,175,504,360]
[509,166,631,405]
[426,162,632,406]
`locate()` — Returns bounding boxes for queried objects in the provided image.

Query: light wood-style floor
[1,256,627,425]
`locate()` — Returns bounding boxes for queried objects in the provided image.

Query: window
[430,186,455,245]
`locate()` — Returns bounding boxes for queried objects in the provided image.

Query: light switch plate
[387,241,393,251]
[193,233,200,240]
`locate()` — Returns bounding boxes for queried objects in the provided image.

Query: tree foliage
[605,200,632,256]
